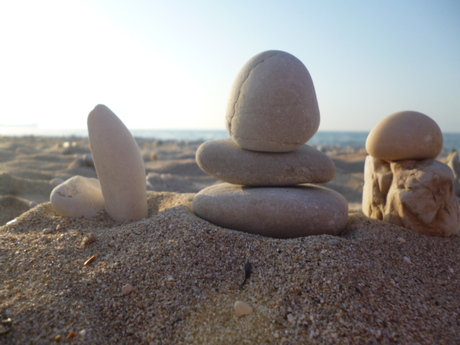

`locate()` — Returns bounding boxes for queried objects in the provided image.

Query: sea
[1,126,460,150]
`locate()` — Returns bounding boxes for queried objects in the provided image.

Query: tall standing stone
[88,104,147,221]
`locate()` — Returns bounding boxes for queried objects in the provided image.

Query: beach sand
[1,136,459,344]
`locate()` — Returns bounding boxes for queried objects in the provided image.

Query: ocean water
[1,126,460,150]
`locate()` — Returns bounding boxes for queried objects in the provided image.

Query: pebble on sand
[122,283,135,295]
[234,301,253,316]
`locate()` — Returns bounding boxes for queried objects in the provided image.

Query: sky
[0,0,459,132]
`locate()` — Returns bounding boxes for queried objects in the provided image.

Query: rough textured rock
[226,50,320,152]
[447,150,460,196]
[366,111,443,161]
[88,104,147,221]
[362,156,393,220]
[193,183,348,238]
[363,156,459,236]
[196,139,335,185]
[50,176,105,218]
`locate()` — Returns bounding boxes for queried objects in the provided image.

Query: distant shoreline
[1,128,459,150]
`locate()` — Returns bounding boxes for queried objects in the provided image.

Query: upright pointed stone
[88,104,147,221]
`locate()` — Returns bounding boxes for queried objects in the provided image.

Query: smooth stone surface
[363,156,459,236]
[196,139,335,185]
[226,50,320,152]
[50,176,105,218]
[88,105,147,221]
[366,111,443,161]
[193,183,348,238]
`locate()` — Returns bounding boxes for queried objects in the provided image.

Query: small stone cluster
[51,105,147,221]
[363,110,460,236]
[193,50,348,238]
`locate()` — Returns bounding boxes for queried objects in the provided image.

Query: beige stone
[447,150,460,196]
[234,301,253,316]
[366,111,443,161]
[88,104,147,221]
[226,50,320,152]
[50,176,105,218]
[196,139,335,185]
[363,156,459,236]
[193,183,348,238]
[362,156,393,220]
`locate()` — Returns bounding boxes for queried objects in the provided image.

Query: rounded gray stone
[226,50,320,152]
[193,183,348,238]
[196,139,335,185]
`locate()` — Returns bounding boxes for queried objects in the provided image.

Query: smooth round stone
[193,183,348,238]
[366,111,443,161]
[226,50,320,153]
[50,176,105,218]
[196,139,335,185]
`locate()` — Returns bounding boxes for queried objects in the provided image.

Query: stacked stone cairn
[363,110,460,236]
[193,50,348,238]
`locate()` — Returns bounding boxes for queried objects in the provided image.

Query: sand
[1,136,459,344]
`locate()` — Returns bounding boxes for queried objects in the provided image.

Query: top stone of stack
[226,50,320,152]
[366,111,443,161]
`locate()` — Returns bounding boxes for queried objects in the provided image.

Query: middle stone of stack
[193,50,348,238]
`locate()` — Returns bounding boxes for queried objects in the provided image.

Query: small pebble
[43,228,54,234]
[82,234,96,246]
[79,329,87,338]
[67,331,77,339]
[403,256,412,264]
[234,301,253,316]
[54,334,62,342]
[397,237,406,243]
[83,255,97,266]
[122,283,135,295]
[6,219,17,225]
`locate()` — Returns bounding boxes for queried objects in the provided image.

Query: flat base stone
[196,139,335,185]
[193,183,348,238]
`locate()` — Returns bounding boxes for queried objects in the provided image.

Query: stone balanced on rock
[363,110,460,236]
[193,50,348,238]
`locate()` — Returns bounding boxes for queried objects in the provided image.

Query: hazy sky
[1,0,459,132]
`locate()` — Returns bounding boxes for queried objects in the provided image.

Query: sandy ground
[0,136,459,344]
